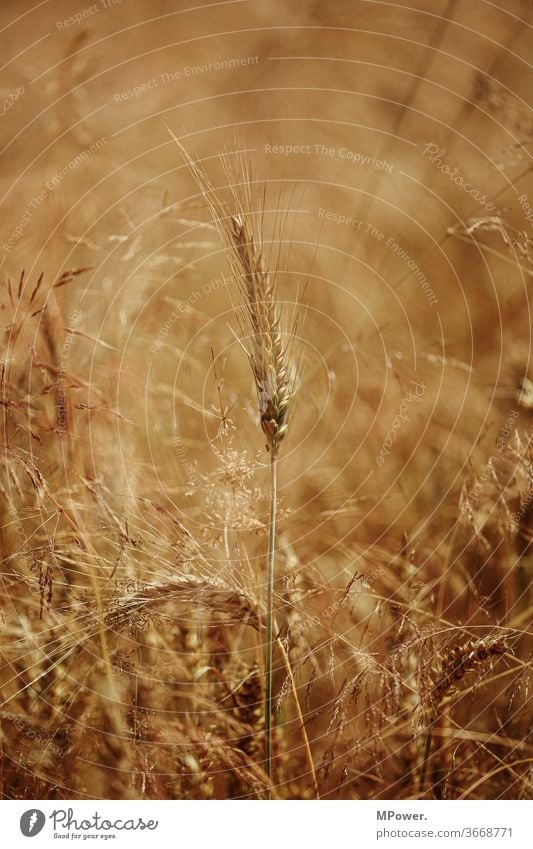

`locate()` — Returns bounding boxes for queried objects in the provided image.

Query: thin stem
[419,716,436,795]
[265,449,277,794]
[276,637,320,799]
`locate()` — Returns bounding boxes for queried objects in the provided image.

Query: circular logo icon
[20,810,46,837]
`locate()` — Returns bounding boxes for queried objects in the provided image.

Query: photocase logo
[20,810,46,837]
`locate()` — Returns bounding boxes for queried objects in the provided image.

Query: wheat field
[0,0,532,801]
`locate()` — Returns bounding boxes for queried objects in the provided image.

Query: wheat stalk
[222,184,299,794]
[168,130,300,793]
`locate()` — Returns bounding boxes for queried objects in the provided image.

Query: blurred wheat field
[0,0,532,800]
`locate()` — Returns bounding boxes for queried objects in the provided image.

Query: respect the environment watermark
[113,56,261,103]
[319,208,438,307]
[3,137,107,253]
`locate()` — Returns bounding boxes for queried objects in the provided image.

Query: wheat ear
[226,201,298,794]
[420,636,508,795]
